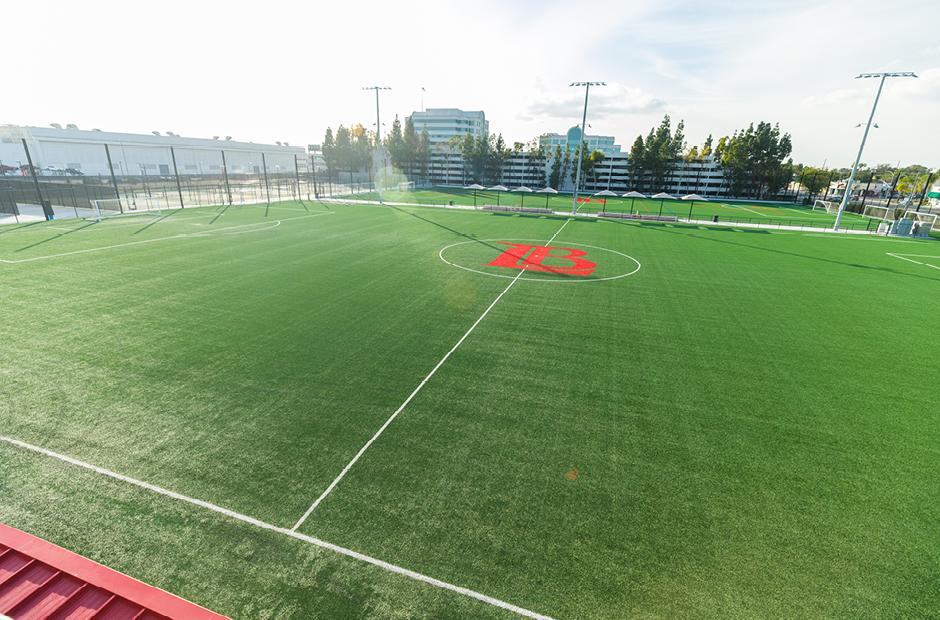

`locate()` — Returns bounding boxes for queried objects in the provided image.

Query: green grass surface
[345,187,876,231]
[1,199,938,618]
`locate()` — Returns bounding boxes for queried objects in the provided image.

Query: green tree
[628,135,645,189]
[403,116,419,178]
[548,145,563,189]
[417,129,430,182]
[796,166,830,196]
[701,134,713,158]
[385,116,405,173]
[525,141,547,188]
[334,125,353,176]
[322,127,336,182]
[716,122,793,198]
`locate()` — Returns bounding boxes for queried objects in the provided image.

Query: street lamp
[832,72,916,231]
[569,81,605,214]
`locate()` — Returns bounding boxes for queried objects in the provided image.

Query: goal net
[863,205,900,222]
[89,198,124,221]
[397,181,415,192]
[813,199,835,213]
[905,211,937,237]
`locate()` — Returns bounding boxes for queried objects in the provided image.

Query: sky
[5,0,940,167]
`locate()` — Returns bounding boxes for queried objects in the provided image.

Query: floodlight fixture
[833,71,917,231]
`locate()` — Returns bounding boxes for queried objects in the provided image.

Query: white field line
[0,435,551,620]
[886,252,940,270]
[0,212,332,264]
[291,218,573,530]
[728,204,767,217]
[802,234,921,243]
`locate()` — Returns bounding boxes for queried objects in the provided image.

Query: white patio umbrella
[594,189,618,213]
[537,186,558,209]
[488,184,509,206]
[622,190,647,213]
[465,183,485,207]
[514,185,533,208]
[651,192,676,216]
[681,193,708,217]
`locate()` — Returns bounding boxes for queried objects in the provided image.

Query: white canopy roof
[681,193,708,201]
[537,187,559,194]
[593,190,618,197]
[651,192,675,199]
[465,183,485,190]
[488,185,509,191]
[514,186,534,192]
[622,191,646,198]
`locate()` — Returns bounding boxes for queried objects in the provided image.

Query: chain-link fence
[0,138,380,224]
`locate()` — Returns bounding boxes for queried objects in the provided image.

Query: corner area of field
[1,200,939,619]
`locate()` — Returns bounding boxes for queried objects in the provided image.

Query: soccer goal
[863,205,898,222]
[89,198,124,221]
[813,199,836,213]
[905,211,937,237]
[397,181,415,192]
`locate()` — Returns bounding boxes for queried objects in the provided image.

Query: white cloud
[1,0,937,167]
[526,85,667,120]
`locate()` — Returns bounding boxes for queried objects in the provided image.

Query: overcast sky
[6,0,939,167]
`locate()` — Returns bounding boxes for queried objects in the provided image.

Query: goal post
[904,210,937,237]
[813,199,835,213]
[89,198,124,221]
[397,181,415,192]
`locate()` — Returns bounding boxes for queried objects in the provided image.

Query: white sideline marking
[0,212,332,264]
[886,252,940,270]
[291,218,573,530]
[0,436,551,620]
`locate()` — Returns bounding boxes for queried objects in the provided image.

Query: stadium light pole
[570,81,606,214]
[363,86,391,193]
[832,72,916,231]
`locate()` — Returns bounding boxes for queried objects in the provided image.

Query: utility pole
[833,72,917,231]
[570,82,605,214]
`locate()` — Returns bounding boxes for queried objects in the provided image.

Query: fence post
[21,139,52,221]
[103,144,123,212]
[917,173,933,211]
[169,147,185,209]
[310,155,319,198]
[221,150,233,205]
[293,155,303,202]
[261,153,271,205]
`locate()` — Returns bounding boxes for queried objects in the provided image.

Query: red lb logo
[486,242,597,276]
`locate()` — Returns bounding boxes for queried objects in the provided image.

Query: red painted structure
[0,523,228,619]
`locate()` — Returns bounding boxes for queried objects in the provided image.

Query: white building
[539,126,622,156]
[408,109,488,145]
[0,125,305,178]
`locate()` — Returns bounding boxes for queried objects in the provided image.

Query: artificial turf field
[348,187,879,231]
[1,199,938,619]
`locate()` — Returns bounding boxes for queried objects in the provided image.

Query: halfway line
[292,217,572,530]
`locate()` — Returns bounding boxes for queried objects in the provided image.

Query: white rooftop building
[0,125,305,178]
[408,109,488,146]
[539,126,623,156]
